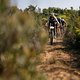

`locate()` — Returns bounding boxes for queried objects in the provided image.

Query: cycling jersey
[48,16,59,27]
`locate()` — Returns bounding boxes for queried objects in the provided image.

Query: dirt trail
[37,38,80,80]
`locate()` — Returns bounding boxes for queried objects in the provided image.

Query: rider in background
[60,18,66,36]
[48,13,59,38]
[57,17,66,37]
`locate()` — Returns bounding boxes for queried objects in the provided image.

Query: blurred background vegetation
[0,0,80,80]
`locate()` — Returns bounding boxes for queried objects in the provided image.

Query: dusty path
[37,39,80,80]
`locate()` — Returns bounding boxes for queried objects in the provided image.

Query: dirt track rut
[37,39,80,80]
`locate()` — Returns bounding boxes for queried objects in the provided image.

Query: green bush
[64,11,80,50]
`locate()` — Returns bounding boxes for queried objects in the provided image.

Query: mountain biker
[48,13,59,38]
[61,19,66,28]
[57,18,66,37]
[60,18,66,36]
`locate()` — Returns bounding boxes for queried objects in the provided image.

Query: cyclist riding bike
[61,19,66,32]
[57,18,66,37]
[48,13,59,37]
[48,13,59,44]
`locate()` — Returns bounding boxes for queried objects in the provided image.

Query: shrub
[0,3,48,80]
[64,11,80,50]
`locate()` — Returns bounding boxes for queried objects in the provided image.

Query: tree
[48,7,54,15]
[28,5,37,12]
[71,6,73,10]
[43,8,48,16]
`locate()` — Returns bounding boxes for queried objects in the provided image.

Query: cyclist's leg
[57,25,61,38]
[57,25,60,37]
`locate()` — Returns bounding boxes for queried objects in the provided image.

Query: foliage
[0,0,10,12]
[64,9,80,50]
[0,1,48,80]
